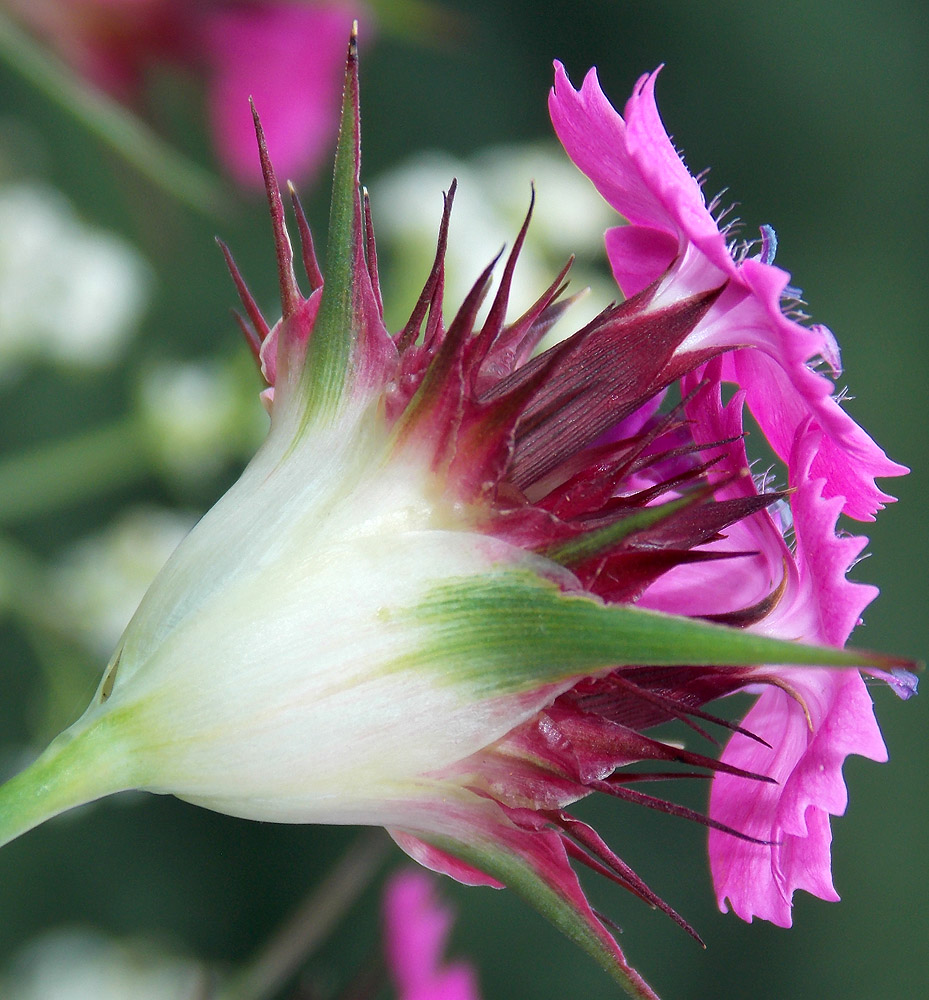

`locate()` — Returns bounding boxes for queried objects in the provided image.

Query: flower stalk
[0,711,135,851]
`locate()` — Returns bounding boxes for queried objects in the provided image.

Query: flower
[0,181,149,371]
[547,62,916,931]
[384,870,481,1000]
[0,928,206,1000]
[0,35,912,1000]
[4,0,365,189]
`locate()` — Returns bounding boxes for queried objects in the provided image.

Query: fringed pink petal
[549,62,906,520]
[761,422,879,646]
[703,413,890,925]
[719,340,905,521]
[549,64,686,239]
[708,669,886,926]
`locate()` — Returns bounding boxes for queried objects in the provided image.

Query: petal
[549,64,669,233]
[763,423,879,647]
[604,224,678,298]
[383,870,482,1000]
[550,63,906,519]
[637,371,792,619]
[622,69,734,274]
[708,669,886,926]
[200,4,363,189]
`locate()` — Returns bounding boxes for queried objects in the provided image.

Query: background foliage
[0,2,925,998]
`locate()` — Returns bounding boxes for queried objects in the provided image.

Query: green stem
[0,716,133,851]
[219,830,390,1000]
[0,11,230,218]
[0,417,150,526]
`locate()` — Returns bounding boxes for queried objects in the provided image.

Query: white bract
[4,395,571,842]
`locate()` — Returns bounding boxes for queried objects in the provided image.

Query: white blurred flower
[137,357,266,484]
[52,507,196,659]
[373,142,616,337]
[0,929,207,1000]
[0,182,150,372]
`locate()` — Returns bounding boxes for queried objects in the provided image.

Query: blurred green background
[0,1,926,998]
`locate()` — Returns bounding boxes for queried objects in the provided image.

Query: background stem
[0,417,150,525]
[219,830,391,1000]
[0,10,229,218]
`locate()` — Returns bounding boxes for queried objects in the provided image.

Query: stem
[0,417,150,526]
[0,716,133,851]
[0,10,230,218]
[219,830,390,1000]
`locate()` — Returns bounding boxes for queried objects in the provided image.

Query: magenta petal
[708,668,886,926]
[705,422,889,925]
[383,870,482,1000]
[550,62,906,519]
[768,424,879,648]
[631,378,892,927]
[637,372,791,619]
[201,3,363,189]
[549,64,668,232]
[621,69,735,275]
[722,346,904,522]
[604,225,678,298]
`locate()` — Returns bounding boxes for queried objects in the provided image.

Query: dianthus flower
[384,870,481,1000]
[4,0,365,188]
[0,33,913,1000]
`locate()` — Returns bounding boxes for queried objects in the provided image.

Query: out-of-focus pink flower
[199,4,358,190]
[6,0,365,189]
[384,870,481,1000]
[548,64,906,521]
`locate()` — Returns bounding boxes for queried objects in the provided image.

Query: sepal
[299,24,395,423]
[400,570,910,702]
[419,823,662,1000]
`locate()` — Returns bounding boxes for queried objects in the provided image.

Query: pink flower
[383,870,481,1000]
[548,64,906,521]
[548,63,916,930]
[200,3,362,189]
[7,0,364,189]
[0,40,912,1000]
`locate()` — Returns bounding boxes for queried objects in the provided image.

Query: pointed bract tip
[249,99,300,320]
[350,20,359,55]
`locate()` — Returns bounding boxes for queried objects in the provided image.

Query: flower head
[0,182,149,370]
[0,34,912,1000]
